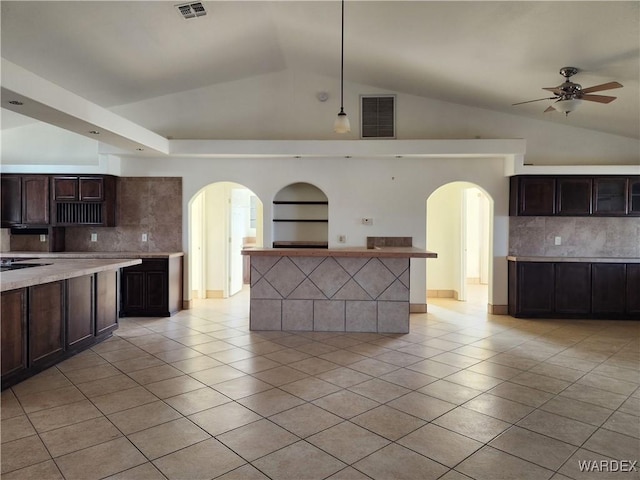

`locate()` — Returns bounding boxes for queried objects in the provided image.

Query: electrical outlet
[39,234,46,242]
[362,218,373,225]
[554,236,561,246]
[142,233,148,242]
[91,233,98,242]
[338,235,346,243]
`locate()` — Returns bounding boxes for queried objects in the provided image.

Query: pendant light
[334,0,350,133]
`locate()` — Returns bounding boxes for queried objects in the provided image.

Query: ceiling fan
[513,67,623,115]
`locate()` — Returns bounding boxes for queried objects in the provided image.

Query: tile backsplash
[509,216,640,258]
[7,177,182,253]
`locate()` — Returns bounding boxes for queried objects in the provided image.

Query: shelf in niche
[273,201,328,205]
[273,219,328,222]
[273,241,328,248]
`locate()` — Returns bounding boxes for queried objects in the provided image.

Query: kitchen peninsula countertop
[2,252,184,259]
[507,256,640,263]
[242,246,437,258]
[0,258,142,292]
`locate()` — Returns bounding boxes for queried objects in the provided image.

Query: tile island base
[242,247,437,333]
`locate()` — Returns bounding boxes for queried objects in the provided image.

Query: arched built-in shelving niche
[273,182,328,248]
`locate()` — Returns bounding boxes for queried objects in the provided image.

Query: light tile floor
[2,287,639,480]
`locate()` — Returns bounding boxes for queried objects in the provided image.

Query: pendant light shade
[334,0,350,133]
[334,109,351,133]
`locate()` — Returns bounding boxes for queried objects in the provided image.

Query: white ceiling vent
[361,95,395,138]
[176,2,207,19]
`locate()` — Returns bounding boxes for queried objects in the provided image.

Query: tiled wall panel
[250,256,410,333]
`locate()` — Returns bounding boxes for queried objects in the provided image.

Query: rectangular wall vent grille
[361,95,395,138]
[56,202,103,225]
[176,2,207,19]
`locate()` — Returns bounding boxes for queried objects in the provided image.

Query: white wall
[119,154,510,309]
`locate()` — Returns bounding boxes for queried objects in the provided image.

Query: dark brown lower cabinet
[627,264,640,314]
[120,257,183,317]
[1,289,27,379]
[96,270,118,336]
[29,281,65,368]
[2,269,122,390]
[592,264,626,315]
[509,261,638,319]
[509,261,554,316]
[555,263,591,315]
[67,275,95,349]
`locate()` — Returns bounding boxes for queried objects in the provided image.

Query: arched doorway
[189,182,263,300]
[426,182,493,309]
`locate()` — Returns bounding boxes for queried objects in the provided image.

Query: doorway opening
[189,182,263,300]
[426,182,493,310]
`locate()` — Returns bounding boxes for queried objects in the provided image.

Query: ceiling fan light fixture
[553,98,582,115]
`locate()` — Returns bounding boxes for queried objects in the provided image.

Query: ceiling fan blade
[581,94,617,104]
[543,87,562,94]
[581,81,623,94]
[544,106,555,113]
[512,97,557,106]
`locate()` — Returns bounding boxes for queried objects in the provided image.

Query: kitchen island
[1,257,141,389]
[242,247,437,333]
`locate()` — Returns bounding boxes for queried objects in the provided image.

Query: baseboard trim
[410,303,427,313]
[182,300,192,310]
[206,290,224,299]
[488,304,508,315]
[426,289,458,299]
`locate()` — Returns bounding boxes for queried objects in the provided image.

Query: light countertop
[1,258,142,292]
[242,246,437,258]
[507,256,640,263]
[1,252,184,259]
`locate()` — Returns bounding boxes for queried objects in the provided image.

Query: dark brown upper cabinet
[0,175,49,227]
[556,177,592,215]
[510,176,556,216]
[51,175,116,226]
[593,177,628,215]
[629,177,640,216]
[52,176,104,202]
[511,175,637,217]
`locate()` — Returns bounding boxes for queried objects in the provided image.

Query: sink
[0,262,51,272]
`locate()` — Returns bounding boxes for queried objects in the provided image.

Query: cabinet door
[29,281,65,367]
[629,177,640,216]
[146,271,168,311]
[52,176,79,201]
[593,178,627,215]
[1,176,22,226]
[514,262,555,316]
[592,264,626,315]
[557,178,592,215]
[67,275,95,349]
[79,177,104,201]
[555,263,591,314]
[1,289,27,377]
[121,269,145,312]
[517,177,556,216]
[22,175,50,224]
[96,270,118,336]
[627,264,640,314]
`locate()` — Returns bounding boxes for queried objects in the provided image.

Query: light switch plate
[142,233,148,242]
[91,233,97,242]
[554,236,561,245]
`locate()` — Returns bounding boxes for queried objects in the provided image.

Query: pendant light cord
[340,0,345,113]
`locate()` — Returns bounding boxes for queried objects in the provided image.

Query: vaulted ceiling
[1,1,639,139]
